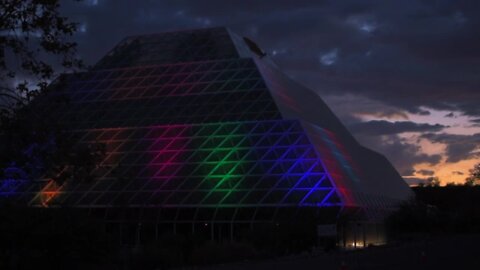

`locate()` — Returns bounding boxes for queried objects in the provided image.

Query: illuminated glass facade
[1,28,412,243]
[48,59,281,129]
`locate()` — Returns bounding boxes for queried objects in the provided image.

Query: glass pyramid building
[1,27,412,246]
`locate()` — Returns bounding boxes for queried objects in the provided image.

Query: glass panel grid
[9,120,342,212]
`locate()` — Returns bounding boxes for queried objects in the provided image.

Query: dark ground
[192,234,479,270]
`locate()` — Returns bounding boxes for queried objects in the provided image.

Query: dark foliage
[386,199,441,234]
[0,207,114,270]
[388,186,480,237]
[0,1,108,196]
[0,0,83,118]
[465,163,480,186]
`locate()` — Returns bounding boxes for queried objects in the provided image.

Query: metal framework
[1,28,412,237]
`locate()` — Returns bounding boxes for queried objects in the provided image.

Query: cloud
[319,48,339,66]
[417,169,435,176]
[348,120,446,136]
[421,133,480,163]
[323,94,410,122]
[346,13,378,34]
[355,134,442,175]
[403,177,427,186]
[79,23,88,33]
[84,0,99,6]
[417,109,431,116]
[470,118,480,127]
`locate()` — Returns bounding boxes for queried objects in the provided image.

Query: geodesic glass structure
[1,28,412,232]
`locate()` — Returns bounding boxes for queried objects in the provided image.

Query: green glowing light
[198,123,251,205]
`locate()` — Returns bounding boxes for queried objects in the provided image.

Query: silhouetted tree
[445,182,459,187]
[465,163,480,186]
[0,206,116,269]
[0,1,107,192]
[0,0,83,120]
[425,176,441,187]
[386,199,441,233]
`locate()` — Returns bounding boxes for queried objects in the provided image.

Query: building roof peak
[93,27,252,69]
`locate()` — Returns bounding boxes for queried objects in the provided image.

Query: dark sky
[61,0,480,185]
